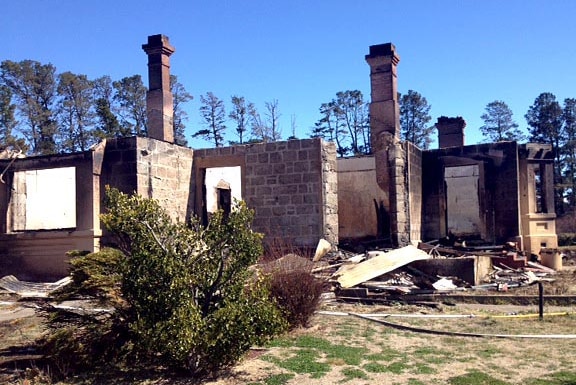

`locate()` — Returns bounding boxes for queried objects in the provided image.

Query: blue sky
[2,0,576,148]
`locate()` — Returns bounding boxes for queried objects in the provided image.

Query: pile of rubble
[0,239,562,304]
[310,239,560,302]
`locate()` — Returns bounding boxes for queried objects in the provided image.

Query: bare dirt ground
[1,267,576,384]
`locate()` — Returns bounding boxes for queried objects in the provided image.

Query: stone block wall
[487,142,521,242]
[437,116,466,148]
[243,138,338,247]
[134,137,194,223]
[518,143,558,255]
[389,138,410,246]
[421,142,521,244]
[101,137,194,223]
[101,137,139,194]
[0,152,101,280]
[191,138,338,248]
[321,141,338,244]
[405,142,423,243]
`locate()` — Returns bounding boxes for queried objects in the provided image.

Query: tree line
[0,59,193,154]
[310,89,576,213]
[193,93,286,147]
[0,59,292,154]
[2,59,575,212]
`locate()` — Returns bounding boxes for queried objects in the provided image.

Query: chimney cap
[142,34,175,55]
[436,116,466,131]
[367,43,397,58]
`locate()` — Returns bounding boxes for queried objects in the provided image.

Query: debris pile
[309,238,560,302]
[0,275,71,298]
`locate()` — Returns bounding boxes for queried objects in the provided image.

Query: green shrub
[43,187,287,377]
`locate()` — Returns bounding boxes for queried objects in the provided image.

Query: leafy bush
[43,187,287,377]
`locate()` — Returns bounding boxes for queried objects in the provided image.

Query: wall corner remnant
[142,34,175,143]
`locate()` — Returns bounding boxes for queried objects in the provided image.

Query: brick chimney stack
[365,43,411,246]
[436,116,466,148]
[365,43,401,141]
[365,43,401,196]
[142,34,175,143]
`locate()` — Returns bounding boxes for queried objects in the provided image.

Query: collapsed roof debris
[0,275,71,298]
[309,238,562,304]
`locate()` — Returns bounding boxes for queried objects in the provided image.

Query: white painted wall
[204,166,242,213]
[18,167,76,230]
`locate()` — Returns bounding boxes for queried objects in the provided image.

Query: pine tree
[525,92,565,213]
[480,100,525,142]
[562,98,576,208]
[399,90,433,149]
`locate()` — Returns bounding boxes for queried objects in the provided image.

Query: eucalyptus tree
[194,92,226,147]
[0,59,58,154]
[57,72,96,152]
[264,99,282,142]
[249,104,266,143]
[170,75,193,146]
[248,100,282,143]
[310,101,348,156]
[334,90,369,155]
[229,95,251,144]
[113,75,147,136]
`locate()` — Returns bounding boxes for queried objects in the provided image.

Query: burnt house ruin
[0,36,556,280]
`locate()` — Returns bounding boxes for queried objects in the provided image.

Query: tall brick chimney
[142,34,175,143]
[366,43,410,246]
[365,43,401,193]
[436,116,466,148]
[366,43,400,140]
